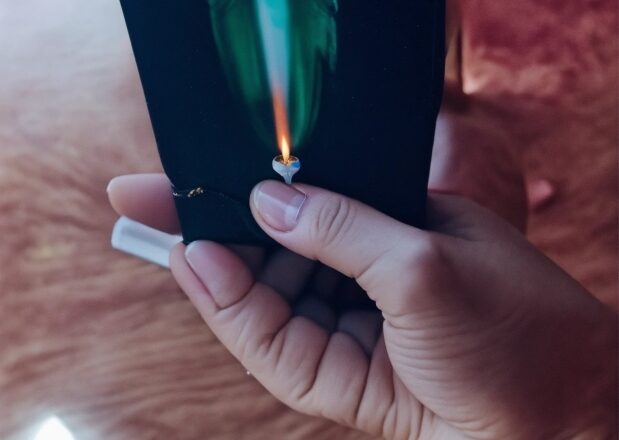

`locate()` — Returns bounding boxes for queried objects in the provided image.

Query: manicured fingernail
[106,175,129,194]
[185,241,215,281]
[185,241,217,300]
[252,181,307,232]
[106,178,117,194]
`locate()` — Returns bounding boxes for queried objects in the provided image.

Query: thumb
[250,180,448,315]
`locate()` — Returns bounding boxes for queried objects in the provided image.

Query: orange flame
[280,136,290,162]
[272,86,291,163]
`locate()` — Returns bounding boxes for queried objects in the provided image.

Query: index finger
[107,173,180,234]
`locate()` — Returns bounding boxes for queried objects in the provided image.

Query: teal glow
[208,0,337,150]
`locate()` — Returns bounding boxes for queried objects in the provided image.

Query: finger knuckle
[398,236,449,291]
[310,196,356,250]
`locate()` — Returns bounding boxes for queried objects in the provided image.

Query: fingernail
[185,241,215,297]
[106,175,128,194]
[185,241,210,278]
[106,178,117,194]
[252,181,307,232]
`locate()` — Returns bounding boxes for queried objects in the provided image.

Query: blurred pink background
[0,1,616,438]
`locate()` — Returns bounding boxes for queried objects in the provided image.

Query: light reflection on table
[33,417,75,440]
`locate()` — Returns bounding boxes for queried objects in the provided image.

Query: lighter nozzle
[272,155,301,185]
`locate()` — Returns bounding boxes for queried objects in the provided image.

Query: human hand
[429,98,527,231]
[108,174,616,440]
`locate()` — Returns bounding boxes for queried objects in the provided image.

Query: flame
[272,86,291,163]
[280,136,290,163]
[255,0,292,162]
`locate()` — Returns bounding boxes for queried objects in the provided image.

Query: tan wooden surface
[0,0,615,439]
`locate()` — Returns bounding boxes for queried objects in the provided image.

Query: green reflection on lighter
[208,0,337,152]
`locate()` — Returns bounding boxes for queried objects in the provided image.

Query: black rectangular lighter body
[119,0,445,245]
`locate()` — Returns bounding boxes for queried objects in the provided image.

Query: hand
[429,97,527,231]
[108,175,616,439]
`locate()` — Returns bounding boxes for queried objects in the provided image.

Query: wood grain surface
[0,1,616,439]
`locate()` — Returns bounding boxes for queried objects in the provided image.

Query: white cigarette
[111,217,182,269]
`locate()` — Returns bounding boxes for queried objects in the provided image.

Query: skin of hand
[108,174,616,440]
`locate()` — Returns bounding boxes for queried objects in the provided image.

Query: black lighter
[119,0,445,245]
